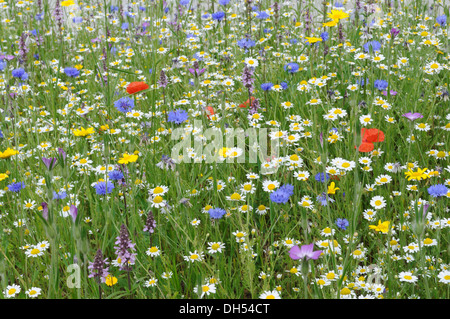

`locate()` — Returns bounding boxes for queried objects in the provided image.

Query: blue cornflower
[219,0,231,5]
[363,40,381,53]
[180,0,190,6]
[280,81,288,90]
[110,5,119,13]
[201,13,211,19]
[114,97,135,113]
[121,22,129,30]
[256,11,269,19]
[263,28,271,33]
[0,129,3,138]
[53,191,68,200]
[164,6,170,13]
[428,184,449,198]
[139,6,146,11]
[374,79,388,90]
[356,78,369,87]
[261,83,274,91]
[7,182,25,193]
[35,12,44,21]
[193,52,204,61]
[237,38,256,49]
[270,184,294,204]
[290,38,298,44]
[209,208,226,219]
[73,17,83,23]
[284,62,299,73]
[320,32,329,42]
[168,109,189,124]
[317,192,334,206]
[94,181,114,195]
[64,67,80,78]
[335,218,349,230]
[315,172,330,183]
[11,68,28,80]
[0,61,6,72]
[212,11,226,21]
[108,170,124,181]
[437,15,447,27]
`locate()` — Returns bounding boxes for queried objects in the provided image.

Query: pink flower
[289,244,323,260]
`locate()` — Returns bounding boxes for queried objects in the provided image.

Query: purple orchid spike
[319,132,324,148]
[289,244,323,261]
[42,157,57,170]
[402,112,423,121]
[70,205,78,223]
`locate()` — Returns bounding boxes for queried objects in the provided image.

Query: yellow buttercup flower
[305,36,323,44]
[61,0,75,6]
[0,173,9,181]
[404,167,429,181]
[105,275,118,286]
[73,127,95,137]
[0,148,19,159]
[369,220,390,234]
[323,20,338,27]
[327,182,340,195]
[118,152,138,164]
[327,9,350,21]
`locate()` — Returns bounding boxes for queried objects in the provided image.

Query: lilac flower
[188,62,206,77]
[94,181,114,195]
[168,109,189,124]
[113,97,135,113]
[88,249,110,283]
[209,208,226,219]
[156,155,176,171]
[336,218,349,230]
[158,70,168,88]
[289,244,323,261]
[0,61,6,72]
[241,66,255,92]
[114,224,137,271]
[143,210,156,233]
[402,112,423,121]
[428,184,449,198]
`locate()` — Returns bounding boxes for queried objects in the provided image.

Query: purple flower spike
[402,112,423,121]
[70,205,78,223]
[390,28,400,39]
[289,244,323,261]
[58,147,67,163]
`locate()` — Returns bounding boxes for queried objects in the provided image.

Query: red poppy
[204,106,215,119]
[239,96,255,108]
[358,142,375,153]
[126,81,149,94]
[361,128,385,143]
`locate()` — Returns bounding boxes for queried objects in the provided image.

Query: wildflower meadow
[0,0,450,301]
